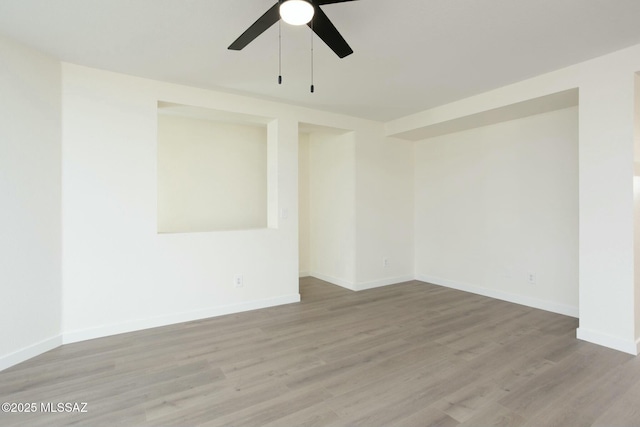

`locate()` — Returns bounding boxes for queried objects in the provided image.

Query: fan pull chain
[278,20,282,84]
[310,20,314,93]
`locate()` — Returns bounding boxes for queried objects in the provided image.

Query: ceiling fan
[228,0,356,59]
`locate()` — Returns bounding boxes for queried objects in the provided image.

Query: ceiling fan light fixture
[280,0,314,26]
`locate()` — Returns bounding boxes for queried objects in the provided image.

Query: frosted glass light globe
[280,0,315,26]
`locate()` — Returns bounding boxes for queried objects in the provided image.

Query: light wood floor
[1,278,639,426]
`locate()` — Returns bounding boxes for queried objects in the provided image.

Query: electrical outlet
[527,272,536,284]
[383,257,389,268]
[234,274,244,288]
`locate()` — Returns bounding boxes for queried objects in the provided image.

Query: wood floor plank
[459,402,526,427]
[498,343,632,420]
[389,405,459,427]
[432,381,510,423]
[261,403,340,427]
[591,370,640,426]
[1,278,638,426]
[320,340,451,397]
[524,353,640,426]
[324,357,478,421]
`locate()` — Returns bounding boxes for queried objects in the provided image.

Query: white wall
[634,72,640,344]
[634,173,640,343]
[355,129,415,290]
[576,50,638,354]
[298,132,310,276]
[388,43,640,354]
[5,29,639,370]
[59,63,396,344]
[61,64,302,342]
[302,128,415,291]
[308,132,357,288]
[415,107,579,316]
[0,35,62,370]
[157,115,267,233]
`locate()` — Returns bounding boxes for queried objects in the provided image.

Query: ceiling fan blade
[308,5,353,58]
[228,2,280,51]
[315,0,357,4]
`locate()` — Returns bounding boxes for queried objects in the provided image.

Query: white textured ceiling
[2,0,640,121]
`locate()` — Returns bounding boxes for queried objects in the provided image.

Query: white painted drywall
[61,64,302,342]
[355,128,415,290]
[302,127,415,290]
[633,72,640,347]
[5,30,639,367]
[59,63,397,343]
[389,43,640,354]
[576,50,638,354]
[157,115,267,233]
[308,132,357,288]
[0,35,62,370]
[298,132,311,276]
[634,173,640,346]
[415,107,579,316]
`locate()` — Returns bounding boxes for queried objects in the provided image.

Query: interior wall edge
[0,33,63,373]
[354,275,417,292]
[576,327,638,356]
[416,274,579,319]
[307,274,418,292]
[389,89,579,141]
[308,273,357,291]
[0,335,62,373]
[61,293,300,345]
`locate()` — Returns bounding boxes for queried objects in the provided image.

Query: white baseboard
[355,275,416,291]
[299,271,310,278]
[63,294,301,345]
[576,327,639,355]
[309,273,416,292]
[0,335,62,372]
[309,272,357,291]
[417,274,579,318]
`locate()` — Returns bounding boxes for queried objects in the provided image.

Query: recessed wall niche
[157,102,272,233]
